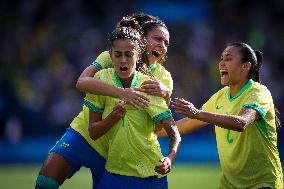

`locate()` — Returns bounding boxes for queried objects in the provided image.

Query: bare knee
[39,153,73,185]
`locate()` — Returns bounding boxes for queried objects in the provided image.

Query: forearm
[161,119,181,163]
[164,91,171,106]
[89,114,121,140]
[196,111,247,132]
[167,125,181,163]
[77,77,124,98]
[156,118,206,137]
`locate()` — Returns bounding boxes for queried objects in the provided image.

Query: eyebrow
[223,53,232,57]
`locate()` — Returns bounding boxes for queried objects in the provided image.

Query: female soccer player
[76,12,172,108]
[167,42,283,189]
[35,19,179,189]
[87,25,180,189]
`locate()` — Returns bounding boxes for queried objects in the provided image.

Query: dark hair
[108,26,145,54]
[140,19,168,65]
[228,42,281,129]
[117,13,169,65]
[228,42,262,83]
[118,12,156,28]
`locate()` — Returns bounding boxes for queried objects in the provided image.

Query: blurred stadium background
[0,0,283,188]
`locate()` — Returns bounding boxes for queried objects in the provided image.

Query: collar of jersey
[149,62,157,72]
[114,70,138,88]
[227,79,254,102]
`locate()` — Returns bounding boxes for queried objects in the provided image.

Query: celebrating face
[110,39,140,79]
[145,26,170,64]
[219,46,244,86]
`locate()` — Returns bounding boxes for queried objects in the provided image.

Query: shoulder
[247,81,273,100]
[136,72,151,86]
[94,51,113,69]
[212,86,228,98]
[95,68,115,78]
[156,63,172,77]
[206,86,228,103]
[248,82,271,96]
[96,51,110,61]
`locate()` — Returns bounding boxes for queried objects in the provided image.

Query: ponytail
[275,107,281,129]
[229,42,281,129]
[250,50,263,83]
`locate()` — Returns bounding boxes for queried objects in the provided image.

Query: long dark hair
[228,42,281,129]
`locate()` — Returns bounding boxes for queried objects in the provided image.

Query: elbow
[176,131,182,143]
[88,126,100,140]
[236,120,248,132]
[76,78,84,91]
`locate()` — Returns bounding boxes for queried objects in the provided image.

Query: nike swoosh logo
[216,105,223,109]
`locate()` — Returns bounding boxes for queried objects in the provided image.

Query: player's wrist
[167,151,177,164]
[116,88,125,99]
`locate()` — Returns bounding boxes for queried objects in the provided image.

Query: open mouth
[152,50,161,58]
[120,66,128,71]
[220,70,228,77]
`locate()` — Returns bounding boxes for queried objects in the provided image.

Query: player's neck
[229,79,249,97]
[120,75,134,88]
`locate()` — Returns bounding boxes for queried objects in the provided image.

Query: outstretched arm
[154,118,181,175]
[88,101,126,140]
[76,66,149,109]
[155,117,207,137]
[172,98,260,132]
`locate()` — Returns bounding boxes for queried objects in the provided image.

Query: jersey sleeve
[83,71,106,113]
[242,87,271,118]
[146,95,173,122]
[91,51,113,71]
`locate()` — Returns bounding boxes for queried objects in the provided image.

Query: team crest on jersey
[59,142,69,149]
[216,105,223,109]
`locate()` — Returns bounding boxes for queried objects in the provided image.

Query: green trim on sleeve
[256,118,271,140]
[242,104,266,118]
[152,110,172,123]
[242,104,270,140]
[227,79,253,102]
[91,61,103,71]
[83,99,104,113]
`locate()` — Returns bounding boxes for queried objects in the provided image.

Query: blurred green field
[0,163,221,188]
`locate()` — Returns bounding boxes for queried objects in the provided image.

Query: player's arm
[172,98,260,132]
[154,117,181,175]
[89,101,126,140]
[76,66,149,109]
[155,117,207,136]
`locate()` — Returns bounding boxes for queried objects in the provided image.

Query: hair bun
[118,18,142,33]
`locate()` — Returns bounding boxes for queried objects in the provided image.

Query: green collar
[149,63,157,72]
[114,70,138,88]
[227,79,253,102]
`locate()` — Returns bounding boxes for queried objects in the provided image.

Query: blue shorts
[50,127,106,181]
[97,170,168,189]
